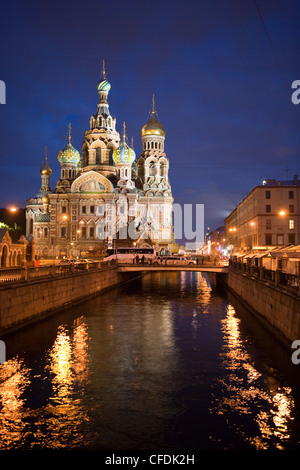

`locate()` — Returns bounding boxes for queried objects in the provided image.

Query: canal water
[0,271,300,451]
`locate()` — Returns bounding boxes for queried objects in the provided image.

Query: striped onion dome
[58,124,80,166]
[113,122,136,165]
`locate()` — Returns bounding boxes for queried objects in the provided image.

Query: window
[62,206,67,214]
[289,220,295,230]
[90,205,95,214]
[266,219,271,229]
[265,190,271,199]
[266,205,271,213]
[277,234,284,245]
[89,227,94,238]
[61,227,66,238]
[289,191,294,199]
[288,234,295,244]
[289,205,294,214]
[82,206,86,214]
[265,234,272,245]
[96,147,101,164]
[98,223,105,239]
[81,227,86,238]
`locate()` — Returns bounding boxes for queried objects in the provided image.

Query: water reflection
[0,273,299,450]
[0,316,91,449]
[0,357,31,449]
[211,303,295,450]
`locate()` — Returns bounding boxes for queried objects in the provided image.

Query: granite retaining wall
[0,266,137,335]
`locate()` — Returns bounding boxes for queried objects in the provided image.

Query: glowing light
[279,211,286,216]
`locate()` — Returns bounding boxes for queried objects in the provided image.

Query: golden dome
[42,193,49,204]
[141,95,165,137]
[141,113,165,137]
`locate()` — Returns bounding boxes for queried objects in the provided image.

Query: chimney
[294,175,298,184]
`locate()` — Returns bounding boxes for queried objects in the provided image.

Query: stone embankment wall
[0,266,136,335]
[221,268,300,348]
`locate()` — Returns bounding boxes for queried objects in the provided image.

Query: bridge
[0,261,228,286]
[117,263,228,273]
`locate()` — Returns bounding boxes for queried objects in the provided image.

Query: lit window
[289,220,295,230]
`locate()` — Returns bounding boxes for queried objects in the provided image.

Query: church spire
[40,145,52,191]
[101,59,106,80]
[152,94,156,116]
[123,121,126,142]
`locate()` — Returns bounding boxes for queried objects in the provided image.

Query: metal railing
[0,257,228,286]
[229,259,300,296]
[0,260,114,286]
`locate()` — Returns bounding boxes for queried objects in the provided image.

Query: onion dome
[113,122,136,165]
[58,124,80,166]
[40,147,52,175]
[42,193,50,204]
[141,95,165,137]
[96,60,111,93]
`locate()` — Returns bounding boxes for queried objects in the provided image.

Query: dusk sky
[1,0,300,235]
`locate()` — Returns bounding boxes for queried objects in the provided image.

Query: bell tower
[81,60,120,177]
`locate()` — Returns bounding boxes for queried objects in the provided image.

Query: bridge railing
[0,260,113,286]
[229,259,300,296]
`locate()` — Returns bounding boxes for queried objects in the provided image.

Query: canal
[0,271,300,451]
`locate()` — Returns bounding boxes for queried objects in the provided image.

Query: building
[26,63,174,260]
[225,176,300,254]
[204,226,227,257]
[0,229,27,268]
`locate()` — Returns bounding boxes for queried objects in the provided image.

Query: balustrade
[229,259,300,295]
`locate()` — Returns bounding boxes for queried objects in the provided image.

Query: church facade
[26,64,174,260]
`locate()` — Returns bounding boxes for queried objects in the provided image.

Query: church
[26,63,175,260]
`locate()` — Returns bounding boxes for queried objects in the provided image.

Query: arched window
[96,147,101,164]
[150,164,156,176]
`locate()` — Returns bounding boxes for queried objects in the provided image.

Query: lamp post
[62,214,68,258]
